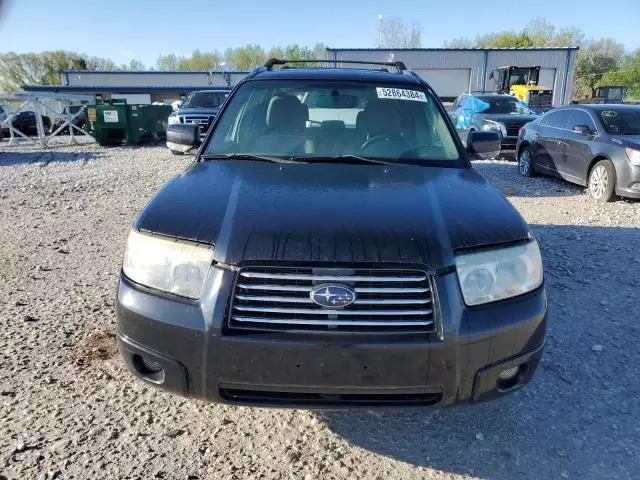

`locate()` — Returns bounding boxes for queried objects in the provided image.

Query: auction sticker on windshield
[376,87,427,102]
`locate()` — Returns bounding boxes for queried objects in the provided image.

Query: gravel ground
[1,139,639,480]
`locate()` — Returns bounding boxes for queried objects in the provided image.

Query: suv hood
[135,162,530,268]
[475,113,538,124]
[176,107,220,116]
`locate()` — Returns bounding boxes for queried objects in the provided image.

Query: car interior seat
[251,95,312,154]
[356,100,410,156]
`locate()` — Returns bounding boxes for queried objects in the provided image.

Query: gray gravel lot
[1,139,639,480]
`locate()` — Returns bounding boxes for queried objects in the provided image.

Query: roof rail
[263,58,407,72]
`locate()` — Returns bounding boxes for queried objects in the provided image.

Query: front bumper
[615,161,640,199]
[116,270,547,408]
[166,141,193,153]
[500,135,519,151]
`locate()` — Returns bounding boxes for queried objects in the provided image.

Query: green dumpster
[85,99,173,146]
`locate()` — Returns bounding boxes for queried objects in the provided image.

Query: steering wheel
[360,135,407,154]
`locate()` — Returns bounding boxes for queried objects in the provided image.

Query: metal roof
[22,85,229,94]
[61,70,250,75]
[327,47,580,52]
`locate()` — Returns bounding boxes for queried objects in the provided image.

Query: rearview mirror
[572,125,592,135]
[166,124,201,148]
[313,94,359,109]
[466,131,501,159]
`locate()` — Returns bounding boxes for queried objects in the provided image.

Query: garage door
[413,69,471,99]
[539,69,556,91]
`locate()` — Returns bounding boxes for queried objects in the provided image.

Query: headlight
[122,230,214,299]
[455,241,543,306]
[481,120,506,137]
[625,147,640,166]
[167,114,181,125]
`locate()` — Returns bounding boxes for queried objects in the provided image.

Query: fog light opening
[132,354,165,383]
[496,363,527,391]
[498,366,520,381]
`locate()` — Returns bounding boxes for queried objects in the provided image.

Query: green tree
[444,17,582,50]
[313,43,328,61]
[156,53,186,71]
[224,45,266,70]
[599,48,640,100]
[121,59,147,71]
[84,56,118,71]
[266,43,327,66]
[574,38,625,99]
[475,31,533,48]
[523,17,583,48]
[186,49,223,70]
[266,46,285,60]
[0,50,95,92]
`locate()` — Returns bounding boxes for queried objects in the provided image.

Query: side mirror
[572,125,592,135]
[166,124,201,148]
[467,131,501,159]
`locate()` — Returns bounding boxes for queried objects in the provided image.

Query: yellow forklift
[493,66,553,112]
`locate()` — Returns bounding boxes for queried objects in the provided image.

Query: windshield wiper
[293,155,395,166]
[200,153,303,164]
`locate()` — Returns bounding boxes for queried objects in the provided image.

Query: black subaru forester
[116,59,547,407]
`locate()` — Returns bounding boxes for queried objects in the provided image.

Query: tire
[170,149,184,156]
[518,146,535,177]
[588,159,616,202]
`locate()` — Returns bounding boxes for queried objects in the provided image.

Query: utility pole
[378,14,383,48]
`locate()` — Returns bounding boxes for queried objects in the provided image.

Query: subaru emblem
[310,284,356,308]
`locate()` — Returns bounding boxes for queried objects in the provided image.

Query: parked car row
[446,89,640,202]
[1,110,51,136]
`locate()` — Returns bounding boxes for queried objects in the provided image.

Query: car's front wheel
[518,146,535,177]
[588,159,616,202]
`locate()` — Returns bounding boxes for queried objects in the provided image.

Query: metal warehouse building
[328,47,579,105]
[24,70,249,104]
[23,47,578,106]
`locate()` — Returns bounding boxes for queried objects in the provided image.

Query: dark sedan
[517,104,640,201]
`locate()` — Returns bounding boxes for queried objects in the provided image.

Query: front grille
[183,115,214,125]
[219,388,442,406]
[505,123,523,137]
[183,115,214,140]
[528,91,553,112]
[229,266,436,332]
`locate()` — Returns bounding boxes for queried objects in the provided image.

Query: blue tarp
[452,95,535,129]
[453,96,490,130]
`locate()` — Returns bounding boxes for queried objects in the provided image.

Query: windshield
[204,80,461,165]
[183,91,229,109]
[599,109,640,135]
[479,97,531,115]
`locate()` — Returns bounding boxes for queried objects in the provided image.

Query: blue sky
[1,0,638,67]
